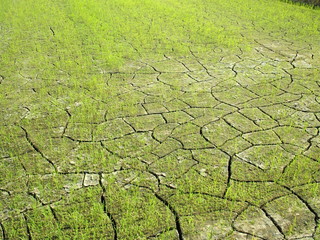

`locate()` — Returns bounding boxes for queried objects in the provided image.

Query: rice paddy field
[0,0,320,239]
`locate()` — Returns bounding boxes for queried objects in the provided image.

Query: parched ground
[1,3,320,240]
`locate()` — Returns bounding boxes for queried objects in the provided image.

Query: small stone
[83,174,100,187]
[157,172,167,177]
[199,168,208,177]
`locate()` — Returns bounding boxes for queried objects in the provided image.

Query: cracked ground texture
[1,2,320,240]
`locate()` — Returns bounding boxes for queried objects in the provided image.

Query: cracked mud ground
[1,13,320,240]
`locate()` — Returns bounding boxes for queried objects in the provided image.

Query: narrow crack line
[303,84,320,96]
[188,46,198,59]
[281,185,319,225]
[199,126,216,146]
[175,162,199,181]
[163,54,170,59]
[281,155,297,175]
[210,87,240,110]
[122,118,137,132]
[143,62,161,73]
[23,214,32,240]
[230,178,275,183]
[156,73,177,88]
[282,68,294,85]
[180,109,195,119]
[258,192,293,210]
[222,117,244,135]
[147,226,175,239]
[289,51,298,69]
[286,181,320,190]
[234,229,267,240]
[128,41,141,57]
[257,107,280,125]
[160,113,168,124]
[254,39,288,58]
[0,221,7,240]
[223,157,233,198]
[49,205,59,222]
[81,173,86,187]
[98,174,117,240]
[141,103,149,114]
[188,47,213,77]
[159,183,177,191]
[63,135,97,143]
[304,127,319,152]
[65,108,71,117]
[151,131,162,144]
[282,102,320,114]
[231,204,252,230]
[175,59,192,72]
[58,169,116,175]
[237,83,262,98]
[154,193,184,240]
[180,190,243,203]
[261,207,287,239]
[231,63,238,77]
[20,126,57,172]
[236,155,266,171]
[27,191,43,205]
[169,136,185,149]
[0,189,11,196]
[237,111,262,128]
[153,139,183,159]
[61,121,69,137]
[49,26,55,36]
[100,142,123,159]
[0,74,4,84]
[146,170,161,191]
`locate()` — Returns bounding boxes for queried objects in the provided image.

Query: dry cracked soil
[1,15,320,240]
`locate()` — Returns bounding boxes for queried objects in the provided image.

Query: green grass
[1,0,320,239]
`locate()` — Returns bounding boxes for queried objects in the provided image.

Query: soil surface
[1,5,320,240]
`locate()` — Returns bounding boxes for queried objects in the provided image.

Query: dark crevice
[146,170,161,191]
[304,127,319,152]
[154,193,184,240]
[20,126,57,172]
[289,51,298,69]
[0,189,11,196]
[230,178,275,183]
[49,26,55,36]
[188,47,214,78]
[27,191,43,205]
[147,227,175,239]
[99,174,118,240]
[49,205,59,221]
[63,135,96,143]
[181,190,243,203]
[23,214,32,240]
[260,207,286,239]
[199,126,216,146]
[231,63,238,77]
[175,59,192,72]
[61,121,69,137]
[0,222,7,240]
[236,155,266,171]
[282,68,294,85]
[281,185,319,229]
[0,74,4,84]
[223,157,233,198]
[233,229,267,240]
